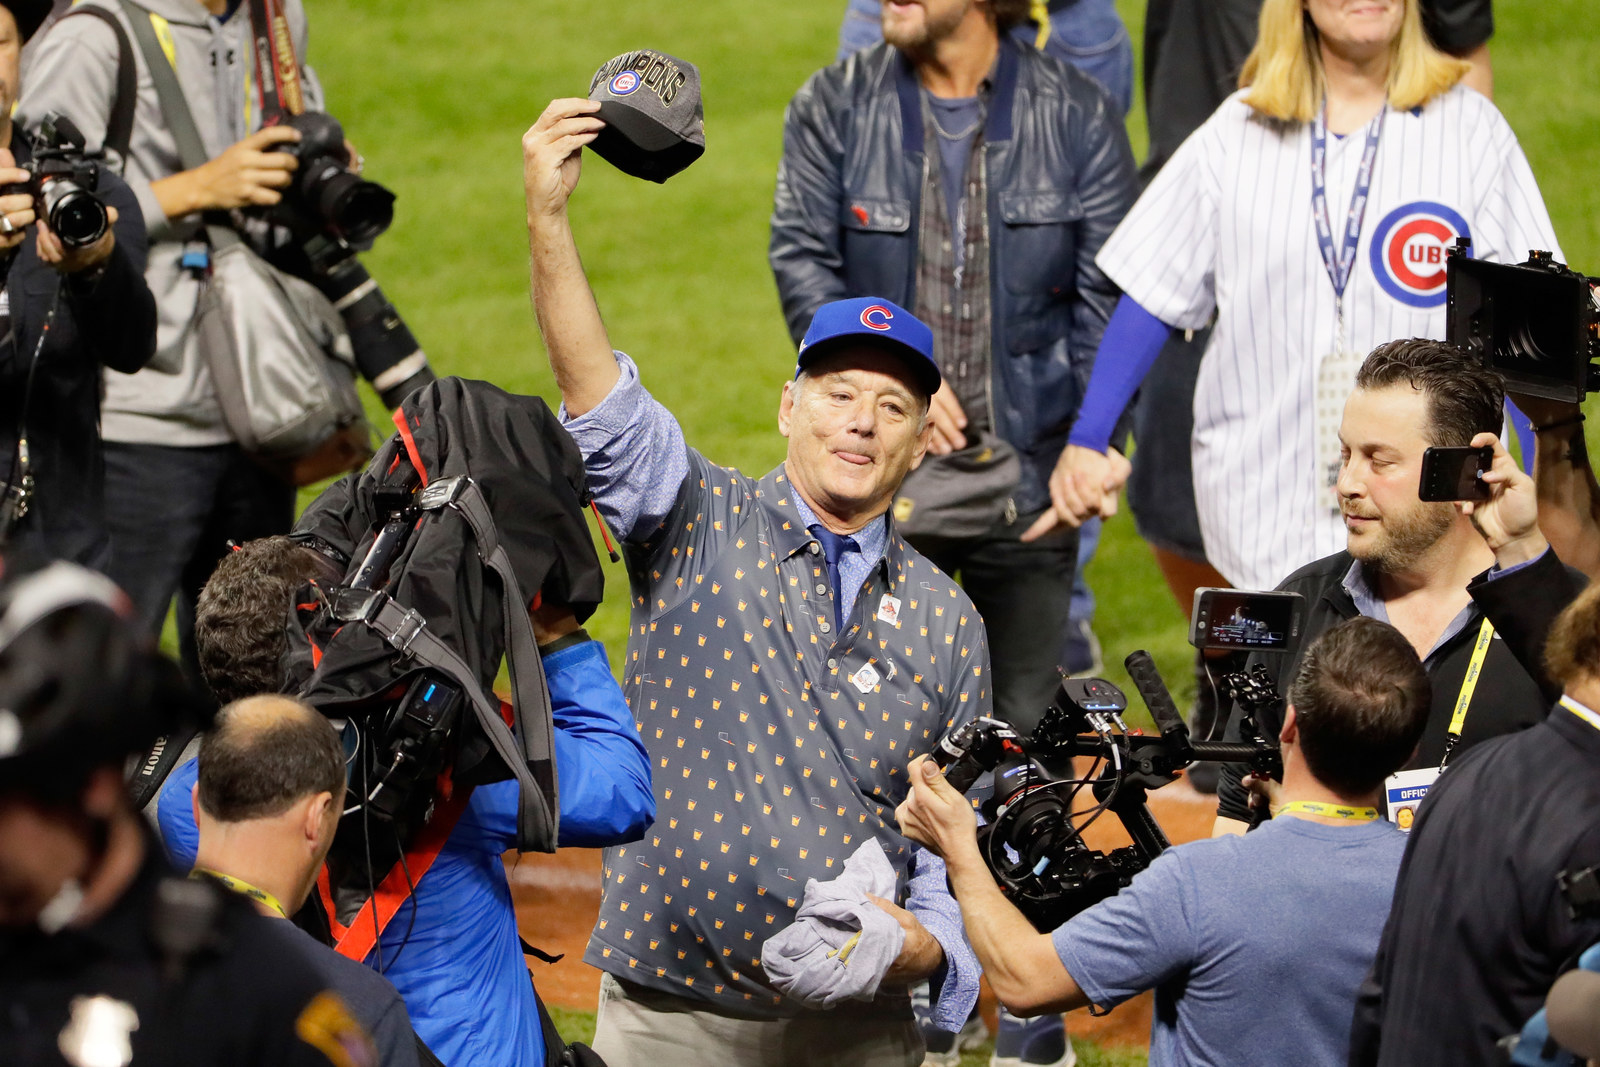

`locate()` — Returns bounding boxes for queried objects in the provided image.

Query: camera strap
[59,6,137,166]
[245,0,305,121]
[316,784,473,965]
[120,0,243,256]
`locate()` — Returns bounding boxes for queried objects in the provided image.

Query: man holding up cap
[523,92,990,1067]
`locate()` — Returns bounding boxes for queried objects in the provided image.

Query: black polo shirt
[1349,702,1600,1066]
[0,834,369,1066]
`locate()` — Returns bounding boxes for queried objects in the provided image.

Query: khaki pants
[591,973,924,1067]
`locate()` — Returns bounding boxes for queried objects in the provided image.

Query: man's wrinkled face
[779,348,931,526]
[881,0,978,53]
[1336,384,1455,574]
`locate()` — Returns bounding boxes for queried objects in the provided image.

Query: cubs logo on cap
[1369,201,1472,308]
[859,305,894,331]
[587,49,706,184]
[796,297,940,397]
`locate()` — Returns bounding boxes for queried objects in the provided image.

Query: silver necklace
[926,95,984,140]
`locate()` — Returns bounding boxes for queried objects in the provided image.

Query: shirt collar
[762,465,890,574]
[1338,557,1477,662]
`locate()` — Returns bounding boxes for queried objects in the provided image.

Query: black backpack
[286,377,604,859]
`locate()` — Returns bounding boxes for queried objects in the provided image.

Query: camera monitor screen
[1190,589,1305,652]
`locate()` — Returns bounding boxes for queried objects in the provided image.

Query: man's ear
[908,404,934,471]
[304,791,335,847]
[778,379,797,438]
[1280,706,1299,747]
[191,781,202,825]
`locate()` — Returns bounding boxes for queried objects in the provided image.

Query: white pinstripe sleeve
[1094,104,1225,331]
[1470,103,1563,265]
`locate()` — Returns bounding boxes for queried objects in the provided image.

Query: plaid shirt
[914,93,994,434]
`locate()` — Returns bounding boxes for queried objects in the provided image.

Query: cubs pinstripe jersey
[582,452,991,1015]
[1098,85,1560,590]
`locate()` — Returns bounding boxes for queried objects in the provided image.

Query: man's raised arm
[523,98,618,417]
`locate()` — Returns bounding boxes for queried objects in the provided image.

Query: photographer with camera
[16,0,432,683]
[0,0,156,568]
[0,557,376,1066]
[898,617,1431,1067]
[154,533,654,1067]
[1349,583,1600,1067]
[1213,338,1584,834]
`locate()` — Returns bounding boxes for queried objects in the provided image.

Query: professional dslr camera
[1447,240,1600,403]
[262,110,431,408]
[931,652,1283,932]
[3,112,109,250]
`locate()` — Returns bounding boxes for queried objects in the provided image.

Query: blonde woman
[1029,0,1559,592]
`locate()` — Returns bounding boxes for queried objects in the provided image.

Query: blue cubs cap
[796,297,940,398]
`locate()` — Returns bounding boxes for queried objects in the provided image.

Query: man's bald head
[197,695,346,823]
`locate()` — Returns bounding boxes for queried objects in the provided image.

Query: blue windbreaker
[158,640,654,1067]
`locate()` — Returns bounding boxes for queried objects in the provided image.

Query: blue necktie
[809,525,860,634]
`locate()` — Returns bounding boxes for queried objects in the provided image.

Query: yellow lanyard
[1275,800,1379,822]
[1560,695,1600,733]
[192,868,289,918]
[1440,618,1495,768]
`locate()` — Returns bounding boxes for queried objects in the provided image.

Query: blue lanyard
[1310,104,1385,304]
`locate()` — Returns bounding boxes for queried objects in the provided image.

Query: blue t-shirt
[1052,816,1406,1067]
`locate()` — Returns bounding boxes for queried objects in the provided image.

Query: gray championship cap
[587,50,705,183]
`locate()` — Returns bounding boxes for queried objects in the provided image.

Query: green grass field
[292,1,1598,1060]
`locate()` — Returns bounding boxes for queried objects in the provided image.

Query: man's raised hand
[1459,432,1547,567]
[523,99,604,223]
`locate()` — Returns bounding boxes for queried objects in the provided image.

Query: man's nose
[1335,459,1362,498]
[847,396,878,435]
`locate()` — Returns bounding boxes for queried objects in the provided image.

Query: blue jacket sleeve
[470,640,655,850]
[1067,294,1173,452]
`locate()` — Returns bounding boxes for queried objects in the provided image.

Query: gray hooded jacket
[18,0,324,446]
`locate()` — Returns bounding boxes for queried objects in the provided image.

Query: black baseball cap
[2,0,51,41]
[587,50,705,184]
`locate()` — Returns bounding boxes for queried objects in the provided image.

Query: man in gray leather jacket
[769,0,1137,737]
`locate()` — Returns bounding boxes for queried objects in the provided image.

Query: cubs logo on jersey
[1369,201,1472,308]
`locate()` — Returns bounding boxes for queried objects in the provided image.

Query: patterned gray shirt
[565,356,992,1017]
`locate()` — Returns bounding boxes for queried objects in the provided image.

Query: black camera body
[932,655,1283,932]
[270,111,395,247]
[5,113,110,250]
[1447,242,1600,403]
[262,112,430,408]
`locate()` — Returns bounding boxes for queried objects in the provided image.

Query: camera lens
[42,180,108,249]
[1508,316,1567,366]
[300,157,394,246]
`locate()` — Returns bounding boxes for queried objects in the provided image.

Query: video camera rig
[932,651,1282,932]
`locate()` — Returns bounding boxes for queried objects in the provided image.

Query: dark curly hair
[195,537,340,706]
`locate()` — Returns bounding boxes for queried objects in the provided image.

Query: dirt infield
[509,771,1222,1049]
